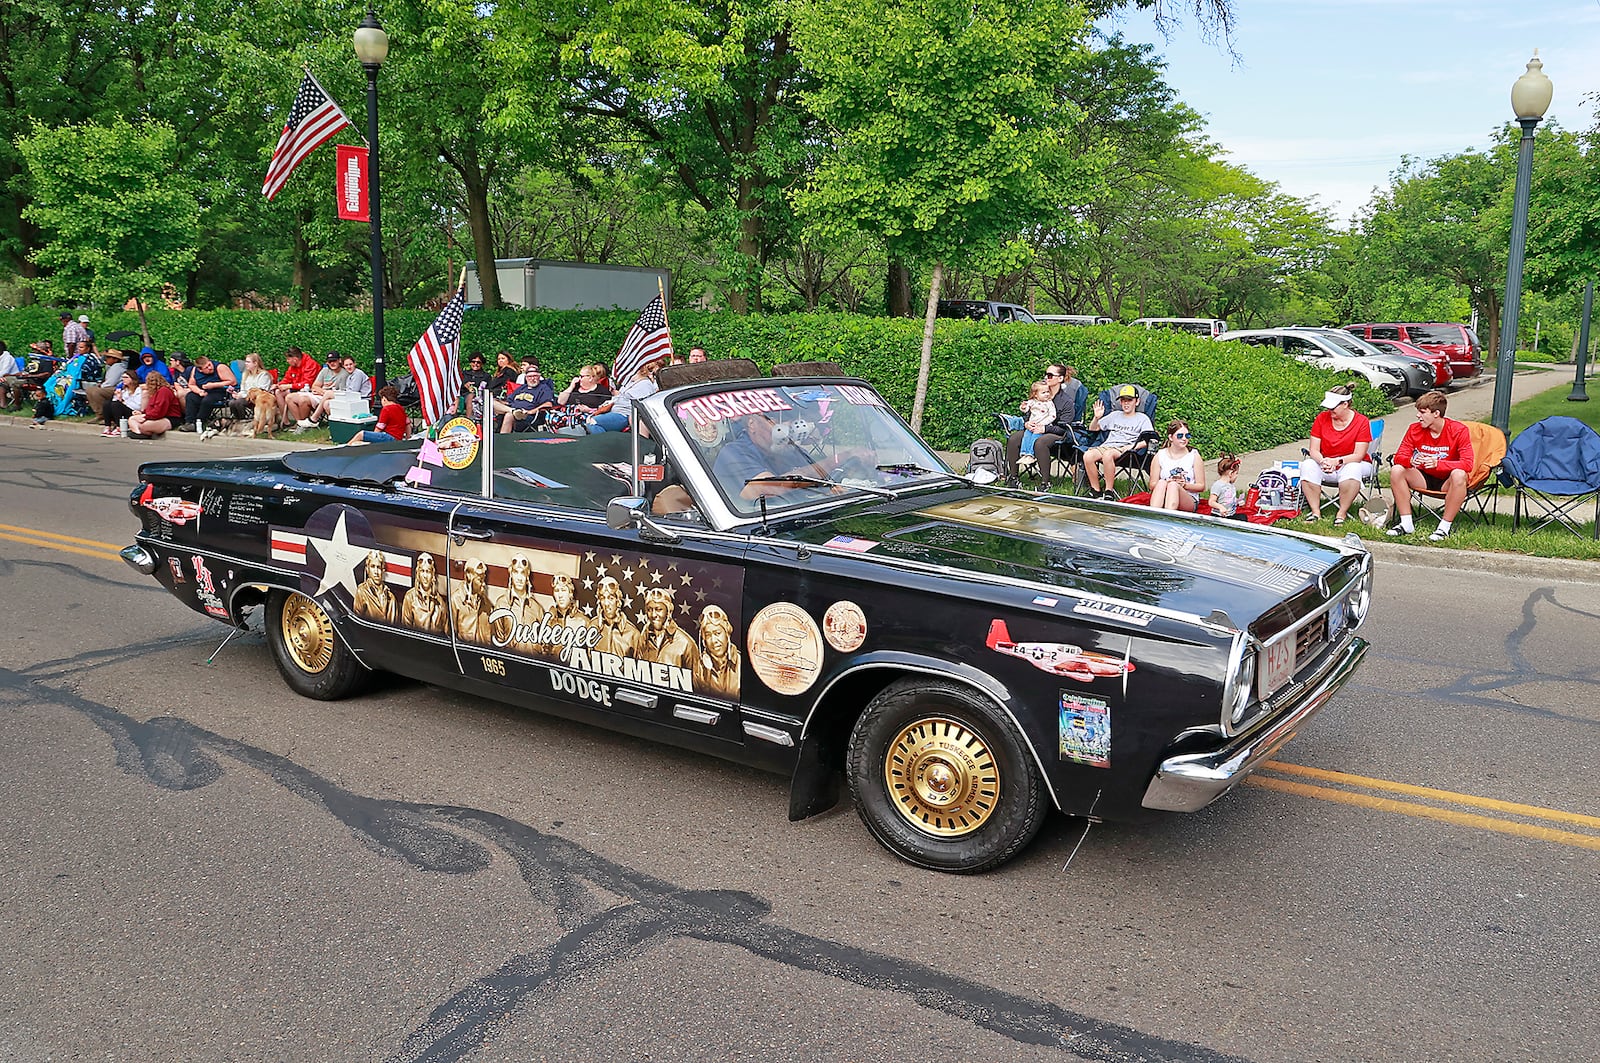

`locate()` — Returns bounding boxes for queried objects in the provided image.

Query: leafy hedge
[1,307,1382,452]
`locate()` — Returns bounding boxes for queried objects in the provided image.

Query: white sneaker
[296,418,317,429]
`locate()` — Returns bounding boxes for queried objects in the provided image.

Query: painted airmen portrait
[352,549,398,623]
[493,555,545,651]
[591,576,638,656]
[692,604,740,700]
[632,586,695,667]
[452,557,494,644]
[400,551,448,634]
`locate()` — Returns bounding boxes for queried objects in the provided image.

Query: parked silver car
[1218,328,1408,397]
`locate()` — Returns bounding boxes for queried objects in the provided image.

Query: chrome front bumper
[1142,635,1369,813]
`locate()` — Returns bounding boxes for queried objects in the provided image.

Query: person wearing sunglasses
[1148,419,1205,512]
[1003,363,1079,490]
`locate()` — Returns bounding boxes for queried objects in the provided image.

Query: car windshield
[671,382,953,517]
[1314,330,1382,357]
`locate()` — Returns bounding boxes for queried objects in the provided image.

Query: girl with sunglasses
[1148,419,1205,512]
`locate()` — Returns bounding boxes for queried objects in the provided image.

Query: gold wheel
[280,592,335,674]
[883,716,999,837]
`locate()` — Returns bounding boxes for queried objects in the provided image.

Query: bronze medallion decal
[822,600,867,653]
[747,602,823,695]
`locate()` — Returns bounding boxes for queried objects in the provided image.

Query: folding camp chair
[1499,416,1600,538]
[1407,420,1506,528]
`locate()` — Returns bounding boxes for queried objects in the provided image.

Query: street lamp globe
[353,10,389,69]
[1511,52,1552,121]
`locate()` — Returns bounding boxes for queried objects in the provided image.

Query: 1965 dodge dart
[123,359,1370,872]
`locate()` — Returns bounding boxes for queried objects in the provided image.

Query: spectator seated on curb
[346,386,410,445]
[99,370,144,436]
[127,374,183,438]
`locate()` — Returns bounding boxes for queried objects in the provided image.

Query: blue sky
[1108,1,1600,226]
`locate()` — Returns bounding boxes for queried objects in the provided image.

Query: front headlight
[1229,653,1256,725]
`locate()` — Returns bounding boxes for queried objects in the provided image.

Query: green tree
[18,118,199,343]
[792,0,1102,429]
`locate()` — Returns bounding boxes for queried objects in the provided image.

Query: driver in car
[713,410,865,500]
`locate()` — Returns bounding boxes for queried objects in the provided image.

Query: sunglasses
[1174,432,1190,439]
[1043,371,1062,378]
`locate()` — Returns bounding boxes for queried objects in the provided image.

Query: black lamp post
[1571,280,1593,402]
[1491,52,1553,433]
[354,7,389,390]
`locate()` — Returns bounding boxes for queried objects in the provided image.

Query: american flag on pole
[407,286,466,427]
[262,71,354,200]
[612,293,673,386]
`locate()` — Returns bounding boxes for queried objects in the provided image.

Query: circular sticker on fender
[822,600,867,652]
[747,602,823,696]
[436,416,481,470]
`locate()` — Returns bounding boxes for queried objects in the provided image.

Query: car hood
[789,491,1354,628]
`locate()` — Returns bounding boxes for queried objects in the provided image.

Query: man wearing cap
[77,314,95,351]
[82,348,128,418]
[60,313,88,358]
[494,356,556,433]
[1082,385,1154,500]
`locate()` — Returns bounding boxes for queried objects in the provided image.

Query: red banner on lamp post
[335,144,369,221]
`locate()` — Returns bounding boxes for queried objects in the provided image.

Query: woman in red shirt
[127,375,184,438]
[1296,385,1372,526]
[351,386,409,444]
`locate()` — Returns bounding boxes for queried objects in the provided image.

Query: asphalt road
[2,422,1596,1063]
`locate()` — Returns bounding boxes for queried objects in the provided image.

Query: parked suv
[1343,323,1482,378]
[1132,317,1228,338]
[936,300,1037,323]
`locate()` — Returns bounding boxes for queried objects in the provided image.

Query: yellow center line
[0,530,123,563]
[1248,775,1600,852]
[0,521,125,552]
[1262,759,1600,830]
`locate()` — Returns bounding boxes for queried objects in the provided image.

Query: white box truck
[464,259,671,310]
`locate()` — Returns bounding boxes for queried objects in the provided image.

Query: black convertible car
[124,360,1371,872]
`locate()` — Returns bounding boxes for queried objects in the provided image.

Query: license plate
[1259,632,1297,698]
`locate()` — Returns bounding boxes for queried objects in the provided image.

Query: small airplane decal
[986,619,1134,683]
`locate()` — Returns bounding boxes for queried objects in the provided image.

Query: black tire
[846,678,1048,873]
[265,589,367,700]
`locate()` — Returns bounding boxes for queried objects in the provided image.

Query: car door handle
[453,526,494,541]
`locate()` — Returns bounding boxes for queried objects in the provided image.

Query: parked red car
[1344,323,1482,379]
[1365,338,1453,387]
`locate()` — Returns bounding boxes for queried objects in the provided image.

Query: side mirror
[607,496,648,530]
[606,496,681,543]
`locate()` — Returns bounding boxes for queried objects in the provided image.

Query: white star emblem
[308,511,368,598]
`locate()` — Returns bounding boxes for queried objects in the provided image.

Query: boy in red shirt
[350,386,409,444]
[1388,390,1475,541]
[271,347,321,427]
